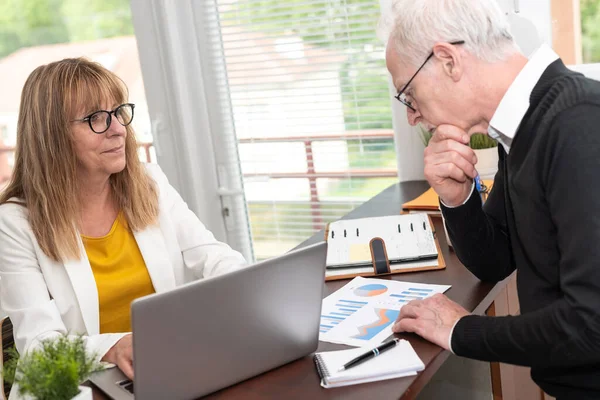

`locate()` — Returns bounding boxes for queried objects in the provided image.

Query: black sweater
[442,60,600,399]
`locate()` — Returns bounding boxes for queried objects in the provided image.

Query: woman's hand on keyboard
[102,334,134,379]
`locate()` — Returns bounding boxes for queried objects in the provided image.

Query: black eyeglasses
[394,41,465,112]
[72,103,135,134]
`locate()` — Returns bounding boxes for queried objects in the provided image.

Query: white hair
[379,0,521,67]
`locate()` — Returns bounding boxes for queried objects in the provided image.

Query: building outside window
[0,0,153,186]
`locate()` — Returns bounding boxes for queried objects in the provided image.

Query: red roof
[0,36,145,114]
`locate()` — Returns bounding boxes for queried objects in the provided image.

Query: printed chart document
[319,276,451,347]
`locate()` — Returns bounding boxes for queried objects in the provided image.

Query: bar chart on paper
[320,299,368,334]
[319,277,451,347]
[391,288,435,303]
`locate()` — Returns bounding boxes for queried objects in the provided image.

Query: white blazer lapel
[134,225,177,293]
[62,242,99,335]
[61,226,176,336]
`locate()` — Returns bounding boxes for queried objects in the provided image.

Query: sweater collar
[487,45,559,153]
[530,58,581,106]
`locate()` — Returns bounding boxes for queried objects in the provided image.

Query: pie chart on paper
[353,284,388,297]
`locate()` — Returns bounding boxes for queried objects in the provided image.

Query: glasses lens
[398,93,413,109]
[115,104,134,126]
[89,111,110,133]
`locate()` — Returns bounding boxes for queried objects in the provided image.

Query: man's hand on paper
[392,293,469,350]
[424,124,477,207]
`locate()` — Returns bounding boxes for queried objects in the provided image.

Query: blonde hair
[0,58,158,262]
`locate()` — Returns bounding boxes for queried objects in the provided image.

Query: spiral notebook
[313,339,425,388]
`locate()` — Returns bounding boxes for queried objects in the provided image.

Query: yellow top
[82,213,155,333]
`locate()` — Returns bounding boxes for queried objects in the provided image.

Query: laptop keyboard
[118,379,134,394]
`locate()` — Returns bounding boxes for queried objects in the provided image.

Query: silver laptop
[89,241,327,400]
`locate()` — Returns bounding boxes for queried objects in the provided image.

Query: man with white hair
[384,1,600,398]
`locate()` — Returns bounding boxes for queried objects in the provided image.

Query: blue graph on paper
[390,287,434,303]
[352,308,400,341]
[319,299,367,334]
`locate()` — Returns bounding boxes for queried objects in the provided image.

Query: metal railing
[1,130,398,231]
[237,130,396,230]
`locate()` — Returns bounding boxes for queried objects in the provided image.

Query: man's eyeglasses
[72,103,135,134]
[394,41,465,112]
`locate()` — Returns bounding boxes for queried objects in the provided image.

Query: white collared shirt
[447,45,559,354]
[488,44,559,153]
[442,44,559,210]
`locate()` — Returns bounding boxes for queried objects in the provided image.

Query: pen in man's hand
[338,338,400,372]
[475,173,483,192]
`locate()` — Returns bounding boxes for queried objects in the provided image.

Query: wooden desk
[91,181,507,400]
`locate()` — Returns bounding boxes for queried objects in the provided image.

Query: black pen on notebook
[338,338,400,372]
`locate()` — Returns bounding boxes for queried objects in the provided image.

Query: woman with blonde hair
[0,58,246,384]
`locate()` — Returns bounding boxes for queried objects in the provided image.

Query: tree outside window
[581,0,600,62]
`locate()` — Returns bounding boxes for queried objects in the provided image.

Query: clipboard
[323,214,446,281]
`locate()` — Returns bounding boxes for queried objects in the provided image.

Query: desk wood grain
[90,181,506,399]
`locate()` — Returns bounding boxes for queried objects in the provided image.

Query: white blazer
[0,164,247,361]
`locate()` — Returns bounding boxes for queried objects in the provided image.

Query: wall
[497,0,553,45]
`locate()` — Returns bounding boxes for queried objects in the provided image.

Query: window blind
[201,0,396,260]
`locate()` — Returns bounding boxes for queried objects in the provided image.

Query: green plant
[4,335,103,400]
[417,125,497,149]
[469,132,498,149]
[417,125,434,147]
